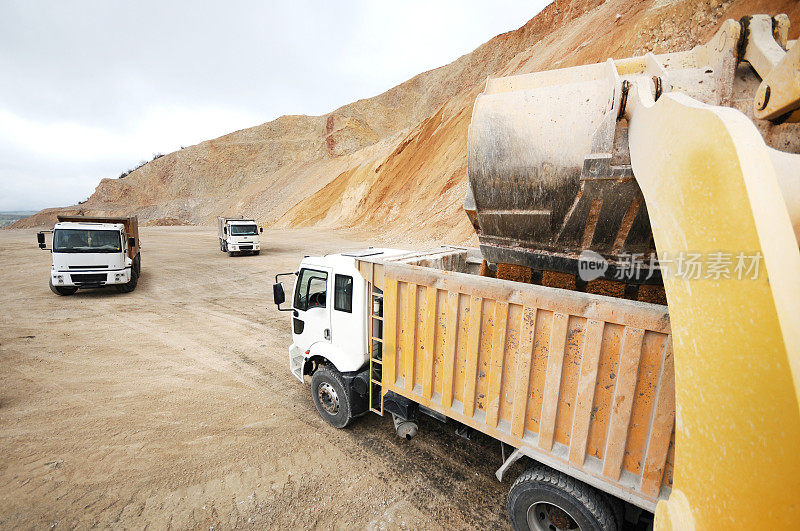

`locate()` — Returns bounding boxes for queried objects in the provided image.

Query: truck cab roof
[54,222,124,231]
[227,219,256,225]
[300,248,409,271]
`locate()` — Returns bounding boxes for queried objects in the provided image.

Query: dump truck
[37,215,141,295]
[217,216,262,256]
[273,14,800,530]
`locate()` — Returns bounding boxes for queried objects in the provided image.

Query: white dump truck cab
[273,249,408,427]
[37,215,141,296]
[217,216,262,256]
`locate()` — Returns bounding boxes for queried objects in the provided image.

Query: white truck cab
[38,215,141,295]
[273,249,408,427]
[217,216,262,256]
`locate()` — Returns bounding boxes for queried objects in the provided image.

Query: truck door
[292,267,332,352]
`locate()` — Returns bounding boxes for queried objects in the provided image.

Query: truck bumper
[228,243,260,252]
[51,269,131,288]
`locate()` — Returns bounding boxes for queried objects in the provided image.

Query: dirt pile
[14,0,800,244]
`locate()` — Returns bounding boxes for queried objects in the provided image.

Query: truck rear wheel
[116,269,139,293]
[508,466,617,531]
[310,366,352,428]
[49,280,77,296]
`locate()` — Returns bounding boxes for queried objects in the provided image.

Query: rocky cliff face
[15,0,800,245]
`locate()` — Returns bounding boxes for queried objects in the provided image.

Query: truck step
[289,346,305,382]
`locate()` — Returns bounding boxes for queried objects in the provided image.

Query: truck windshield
[230,224,257,236]
[53,229,122,253]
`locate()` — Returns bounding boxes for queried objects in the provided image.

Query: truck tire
[227,250,234,257]
[49,279,77,296]
[508,466,617,531]
[253,250,260,256]
[310,365,352,429]
[116,269,139,293]
[133,254,141,276]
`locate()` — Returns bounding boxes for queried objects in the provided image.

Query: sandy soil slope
[15,1,800,245]
[0,227,529,529]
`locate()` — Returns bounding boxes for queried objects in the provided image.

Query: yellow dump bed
[357,248,673,512]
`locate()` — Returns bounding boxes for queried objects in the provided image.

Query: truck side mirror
[128,236,136,248]
[37,232,46,249]
[260,227,263,233]
[274,282,291,311]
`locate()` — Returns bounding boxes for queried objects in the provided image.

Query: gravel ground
[0,226,518,529]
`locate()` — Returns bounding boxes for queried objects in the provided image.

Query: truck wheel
[227,250,234,257]
[116,269,139,293]
[253,250,260,255]
[508,466,617,531]
[133,254,141,276]
[49,279,77,296]
[310,366,352,428]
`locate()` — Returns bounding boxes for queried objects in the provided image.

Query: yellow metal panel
[538,312,569,452]
[511,307,537,438]
[627,92,800,528]
[602,327,644,480]
[568,319,605,466]
[453,293,470,405]
[499,304,523,423]
[421,286,437,399]
[382,278,398,387]
[641,338,675,499]
[463,295,483,418]
[525,309,552,435]
[623,331,670,475]
[486,301,509,427]
[442,291,459,408]
[586,323,624,463]
[475,299,495,413]
[401,283,417,391]
[554,316,586,448]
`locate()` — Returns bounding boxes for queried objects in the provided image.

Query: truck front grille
[70,273,107,284]
[69,265,108,269]
[239,245,253,250]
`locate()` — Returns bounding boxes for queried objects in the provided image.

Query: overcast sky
[0,1,547,211]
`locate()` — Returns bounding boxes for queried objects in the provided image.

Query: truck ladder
[367,262,384,415]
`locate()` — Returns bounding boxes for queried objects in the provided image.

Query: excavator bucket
[467,15,800,299]
[467,15,800,529]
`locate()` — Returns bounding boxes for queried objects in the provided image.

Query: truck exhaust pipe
[392,414,418,440]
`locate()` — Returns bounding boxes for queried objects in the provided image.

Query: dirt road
[0,227,518,529]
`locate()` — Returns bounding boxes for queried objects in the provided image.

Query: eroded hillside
[15,0,800,245]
